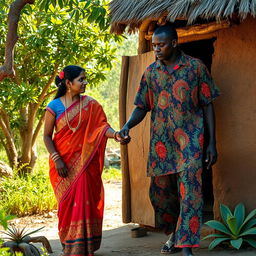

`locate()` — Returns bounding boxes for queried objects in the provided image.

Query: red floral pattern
[158,90,170,110]
[180,182,185,200]
[198,133,204,149]
[134,53,220,176]
[174,128,189,150]
[155,141,167,159]
[172,80,189,102]
[189,216,199,234]
[201,82,211,98]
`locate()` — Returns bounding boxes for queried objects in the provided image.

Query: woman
[44,65,126,256]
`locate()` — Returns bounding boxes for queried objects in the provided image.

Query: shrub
[203,203,256,250]
[0,172,56,216]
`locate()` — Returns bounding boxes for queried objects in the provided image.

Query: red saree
[48,95,110,256]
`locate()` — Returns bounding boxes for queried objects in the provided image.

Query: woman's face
[69,71,87,95]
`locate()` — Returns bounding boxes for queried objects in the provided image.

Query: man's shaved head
[153,23,178,41]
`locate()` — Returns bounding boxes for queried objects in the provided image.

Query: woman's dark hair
[54,65,85,99]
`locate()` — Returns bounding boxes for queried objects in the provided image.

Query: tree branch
[0,0,35,81]
[0,115,18,168]
[38,63,59,105]
[0,108,12,132]
[32,112,45,147]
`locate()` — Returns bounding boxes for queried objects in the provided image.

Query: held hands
[205,142,218,169]
[114,131,131,145]
[114,125,131,145]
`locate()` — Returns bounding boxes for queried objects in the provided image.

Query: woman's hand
[115,131,131,145]
[54,158,69,178]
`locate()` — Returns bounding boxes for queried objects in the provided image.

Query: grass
[0,132,121,217]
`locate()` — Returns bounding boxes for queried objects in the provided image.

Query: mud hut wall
[126,52,155,226]
[211,17,256,215]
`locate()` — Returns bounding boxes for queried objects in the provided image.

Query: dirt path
[3,181,256,255]
[5,181,123,235]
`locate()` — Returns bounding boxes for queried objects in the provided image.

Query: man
[119,23,220,256]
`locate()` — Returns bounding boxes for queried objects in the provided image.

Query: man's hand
[54,158,68,178]
[116,132,131,145]
[205,143,218,169]
[119,124,130,140]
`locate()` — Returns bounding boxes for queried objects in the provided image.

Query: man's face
[152,32,177,62]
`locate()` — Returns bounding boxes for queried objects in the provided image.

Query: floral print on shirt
[134,53,220,176]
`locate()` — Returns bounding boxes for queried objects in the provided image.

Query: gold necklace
[64,95,82,133]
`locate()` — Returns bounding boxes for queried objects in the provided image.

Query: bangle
[51,152,61,162]
[113,131,120,142]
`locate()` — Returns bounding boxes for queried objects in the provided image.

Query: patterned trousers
[149,168,203,247]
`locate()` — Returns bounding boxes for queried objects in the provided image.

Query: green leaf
[240,218,256,233]
[226,215,238,236]
[230,238,243,249]
[234,203,245,229]
[58,0,64,9]
[244,238,256,248]
[240,209,256,230]
[75,9,80,23]
[220,204,233,225]
[203,234,227,240]
[205,220,232,236]
[239,227,256,237]
[208,238,230,250]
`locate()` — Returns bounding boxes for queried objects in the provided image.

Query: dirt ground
[2,181,256,255]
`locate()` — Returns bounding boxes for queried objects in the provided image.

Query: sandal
[161,243,182,254]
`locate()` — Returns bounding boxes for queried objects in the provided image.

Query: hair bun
[55,75,62,87]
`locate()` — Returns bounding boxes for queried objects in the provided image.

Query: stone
[0,161,13,178]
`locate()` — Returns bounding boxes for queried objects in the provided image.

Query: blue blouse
[46,98,65,119]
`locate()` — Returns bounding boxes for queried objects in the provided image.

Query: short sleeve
[134,72,153,111]
[46,100,56,116]
[198,61,220,106]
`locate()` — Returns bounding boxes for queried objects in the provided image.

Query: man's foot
[161,234,181,254]
[182,247,194,256]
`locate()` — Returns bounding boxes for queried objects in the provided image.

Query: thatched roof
[109,0,256,34]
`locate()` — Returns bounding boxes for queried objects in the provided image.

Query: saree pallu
[49,95,110,256]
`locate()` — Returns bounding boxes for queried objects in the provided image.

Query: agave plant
[203,203,256,250]
[1,225,53,256]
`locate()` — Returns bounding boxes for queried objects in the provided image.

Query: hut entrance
[180,38,216,221]
[120,38,217,226]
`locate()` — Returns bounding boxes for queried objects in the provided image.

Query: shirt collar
[155,51,188,70]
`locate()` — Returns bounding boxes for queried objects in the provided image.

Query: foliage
[203,203,256,250]
[87,33,138,147]
[0,171,57,216]
[0,211,15,256]
[0,210,15,230]
[102,167,121,181]
[0,0,121,171]
[1,226,52,256]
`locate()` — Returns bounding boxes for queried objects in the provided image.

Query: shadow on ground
[42,225,256,256]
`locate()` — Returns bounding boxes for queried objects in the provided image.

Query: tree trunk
[0,109,18,168]
[0,0,35,81]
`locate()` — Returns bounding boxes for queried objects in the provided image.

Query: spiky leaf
[234,203,245,229]
[240,209,256,230]
[205,220,232,236]
[220,204,233,225]
[244,238,256,248]
[239,227,256,237]
[203,234,227,240]
[240,218,256,233]
[226,215,238,236]
[208,238,230,250]
[230,238,243,249]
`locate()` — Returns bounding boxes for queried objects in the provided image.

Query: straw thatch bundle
[110,0,256,34]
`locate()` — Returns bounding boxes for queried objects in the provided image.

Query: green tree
[0,0,120,173]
